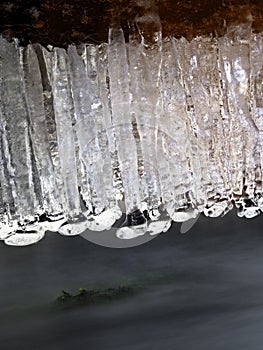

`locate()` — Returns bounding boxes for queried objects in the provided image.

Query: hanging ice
[0,11,263,246]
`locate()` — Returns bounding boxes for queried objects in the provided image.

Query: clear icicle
[0,107,17,239]
[33,44,65,222]
[0,39,46,245]
[169,38,204,214]
[0,39,36,223]
[67,45,107,215]
[160,38,194,220]
[23,44,62,217]
[50,48,81,221]
[84,44,113,213]
[97,43,123,203]
[128,18,161,219]
[107,26,147,237]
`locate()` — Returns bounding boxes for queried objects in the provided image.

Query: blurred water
[1,211,263,349]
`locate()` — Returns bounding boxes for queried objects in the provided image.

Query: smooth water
[1,211,263,349]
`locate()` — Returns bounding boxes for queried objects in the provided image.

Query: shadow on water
[1,210,263,349]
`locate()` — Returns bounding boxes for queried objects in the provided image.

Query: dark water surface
[1,211,263,350]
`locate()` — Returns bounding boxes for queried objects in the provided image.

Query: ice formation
[0,11,263,245]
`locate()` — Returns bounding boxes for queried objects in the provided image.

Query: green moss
[55,285,134,310]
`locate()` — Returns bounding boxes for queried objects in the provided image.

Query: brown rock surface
[0,0,262,47]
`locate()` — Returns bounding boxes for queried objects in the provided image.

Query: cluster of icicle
[0,13,263,245]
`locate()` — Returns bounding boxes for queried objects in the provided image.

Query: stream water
[1,211,263,349]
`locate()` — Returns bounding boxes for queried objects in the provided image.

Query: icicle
[118,0,165,236]
[50,48,82,223]
[160,38,196,221]
[0,39,46,246]
[128,9,162,219]
[2,9,263,246]
[68,44,121,232]
[68,45,101,213]
[33,44,65,222]
[108,26,147,238]
[0,39,35,221]
[23,44,62,218]
[97,43,123,205]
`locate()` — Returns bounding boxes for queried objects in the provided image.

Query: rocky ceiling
[0,1,262,47]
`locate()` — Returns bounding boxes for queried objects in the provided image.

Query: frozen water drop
[147,219,171,236]
[4,226,45,246]
[170,208,199,222]
[116,224,147,239]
